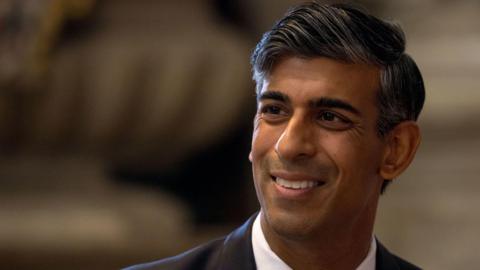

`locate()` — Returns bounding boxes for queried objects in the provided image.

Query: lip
[270,170,326,199]
[270,170,321,182]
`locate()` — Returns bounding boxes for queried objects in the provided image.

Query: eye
[261,104,284,115]
[319,111,337,121]
[317,111,352,130]
[258,104,289,122]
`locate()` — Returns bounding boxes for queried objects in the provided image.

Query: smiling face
[250,56,388,242]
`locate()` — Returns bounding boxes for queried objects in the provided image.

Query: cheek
[324,134,382,179]
[250,122,279,159]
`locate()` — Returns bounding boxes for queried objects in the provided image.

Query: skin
[249,56,420,269]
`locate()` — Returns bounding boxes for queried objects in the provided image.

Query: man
[126,2,424,270]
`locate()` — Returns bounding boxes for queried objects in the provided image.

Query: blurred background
[0,0,479,269]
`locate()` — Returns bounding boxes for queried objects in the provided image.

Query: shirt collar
[251,213,376,270]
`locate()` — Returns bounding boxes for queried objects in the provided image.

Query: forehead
[262,57,380,107]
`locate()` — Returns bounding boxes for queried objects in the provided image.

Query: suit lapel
[215,213,257,270]
[375,239,401,270]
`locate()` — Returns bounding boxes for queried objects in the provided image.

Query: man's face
[250,56,387,240]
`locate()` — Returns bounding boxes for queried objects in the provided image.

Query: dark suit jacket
[125,214,421,270]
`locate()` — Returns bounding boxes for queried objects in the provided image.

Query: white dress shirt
[252,213,376,270]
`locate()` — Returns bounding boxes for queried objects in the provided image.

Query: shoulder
[123,213,258,270]
[376,240,422,270]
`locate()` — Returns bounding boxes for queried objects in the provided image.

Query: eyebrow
[257,91,290,104]
[310,97,361,116]
[258,90,361,116]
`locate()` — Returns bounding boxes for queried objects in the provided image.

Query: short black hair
[251,2,425,192]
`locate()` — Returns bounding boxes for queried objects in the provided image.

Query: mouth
[270,174,326,199]
[273,176,323,189]
[273,177,322,189]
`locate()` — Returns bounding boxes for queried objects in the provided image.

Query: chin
[263,206,321,241]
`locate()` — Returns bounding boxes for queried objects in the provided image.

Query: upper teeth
[275,177,318,189]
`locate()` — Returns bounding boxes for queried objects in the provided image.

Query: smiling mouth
[271,176,325,190]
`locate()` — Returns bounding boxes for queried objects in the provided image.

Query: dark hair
[251,2,425,192]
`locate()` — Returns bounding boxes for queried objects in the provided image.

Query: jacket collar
[375,239,401,270]
[216,213,257,270]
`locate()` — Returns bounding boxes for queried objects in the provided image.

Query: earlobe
[380,121,421,180]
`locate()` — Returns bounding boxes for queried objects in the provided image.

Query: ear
[249,151,253,162]
[380,121,421,180]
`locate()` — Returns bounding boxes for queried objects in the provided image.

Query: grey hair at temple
[250,2,425,192]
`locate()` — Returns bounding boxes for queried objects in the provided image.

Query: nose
[275,115,316,161]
